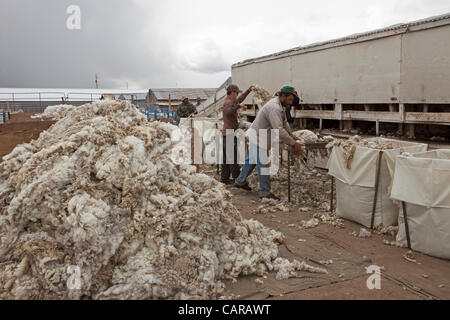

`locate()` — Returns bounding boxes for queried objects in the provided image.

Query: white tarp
[179,118,224,163]
[392,150,450,259]
[328,138,428,228]
[179,118,223,143]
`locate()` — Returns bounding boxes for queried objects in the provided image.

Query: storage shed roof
[233,12,450,67]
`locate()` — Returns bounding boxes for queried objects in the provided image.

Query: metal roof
[233,12,450,67]
[149,88,216,101]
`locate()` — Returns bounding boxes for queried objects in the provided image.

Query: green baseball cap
[280,86,298,97]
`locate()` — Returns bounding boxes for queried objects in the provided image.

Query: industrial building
[233,13,450,138]
[147,88,216,110]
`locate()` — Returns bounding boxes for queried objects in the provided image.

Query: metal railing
[0,111,11,125]
[138,105,177,121]
[0,91,147,113]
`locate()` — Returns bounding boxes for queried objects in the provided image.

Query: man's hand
[293,142,305,157]
[239,103,247,109]
[249,85,255,91]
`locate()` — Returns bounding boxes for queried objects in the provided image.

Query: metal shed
[233,13,450,135]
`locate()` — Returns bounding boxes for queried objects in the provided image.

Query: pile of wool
[251,86,273,108]
[31,104,77,120]
[248,163,333,208]
[0,100,311,300]
[238,120,252,131]
[273,258,327,280]
[292,130,319,143]
[326,136,403,169]
[253,198,290,215]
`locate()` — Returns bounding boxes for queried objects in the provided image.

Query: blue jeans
[236,144,271,197]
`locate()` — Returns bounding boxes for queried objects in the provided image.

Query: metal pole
[402,202,412,250]
[330,176,334,212]
[169,94,171,112]
[287,150,291,203]
[216,123,220,175]
[370,151,383,229]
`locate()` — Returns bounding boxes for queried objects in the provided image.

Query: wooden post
[319,118,323,131]
[399,103,405,122]
[216,122,220,175]
[376,120,380,136]
[408,124,415,139]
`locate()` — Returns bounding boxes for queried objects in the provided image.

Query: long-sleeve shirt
[249,97,296,150]
[222,88,251,135]
[177,102,196,118]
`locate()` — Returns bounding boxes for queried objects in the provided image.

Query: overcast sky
[1,0,449,89]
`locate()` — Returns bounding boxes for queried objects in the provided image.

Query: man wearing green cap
[235,86,304,200]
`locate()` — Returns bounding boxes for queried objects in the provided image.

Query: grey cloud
[0,0,174,88]
[1,0,449,89]
[178,39,230,74]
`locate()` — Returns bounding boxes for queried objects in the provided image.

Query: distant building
[147,88,216,110]
[103,93,148,105]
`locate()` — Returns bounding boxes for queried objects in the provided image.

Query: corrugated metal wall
[232,21,450,105]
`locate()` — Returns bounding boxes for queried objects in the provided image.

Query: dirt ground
[0,113,55,158]
[216,178,450,300]
[1,113,449,300]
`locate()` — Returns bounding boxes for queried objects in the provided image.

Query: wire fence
[0,111,11,124]
[137,105,177,121]
[0,91,147,113]
[0,92,180,124]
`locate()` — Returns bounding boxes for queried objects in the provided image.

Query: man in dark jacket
[177,97,196,119]
[221,84,254,184]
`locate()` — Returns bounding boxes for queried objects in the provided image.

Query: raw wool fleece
[251,86,273,108]
[326,136,405,169]
[0,101,294,300]
[31,104,77,120]
[292,130,319,143]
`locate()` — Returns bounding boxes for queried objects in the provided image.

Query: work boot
[260,193,280,201]
[234,181,252,191]
[220,179,235,186]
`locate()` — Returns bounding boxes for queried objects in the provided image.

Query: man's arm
[267,107,296,147]
[189,103,196,115]
[237,87,253,104]
[283,111,293,135]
